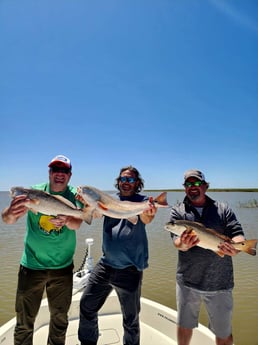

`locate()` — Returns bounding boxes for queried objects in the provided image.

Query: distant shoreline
[1,188,258,193]
[145,188,258,192]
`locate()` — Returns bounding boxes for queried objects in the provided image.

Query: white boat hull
[0,290,215,345]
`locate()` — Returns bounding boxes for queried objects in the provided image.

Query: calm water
[0,191,258,345]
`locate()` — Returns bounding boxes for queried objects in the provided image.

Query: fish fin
[81,206,95,224]
[215,250,225,257]
[52,195,77,209]
[234,239,257,256]
[127,216,138,225]
[191,222,232,242]
[205,227,231,242]
[92,210,103,219]
[82,213,93,225]
[153,192,168,207]
[97,201,109,211]
[185,228,197,237]
[177,220,207,231]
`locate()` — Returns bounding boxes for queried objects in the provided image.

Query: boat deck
[34,314,176,345]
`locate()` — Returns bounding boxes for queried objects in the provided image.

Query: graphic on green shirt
[39,215,62,233]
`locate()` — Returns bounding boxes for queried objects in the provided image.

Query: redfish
[77,185,168,225]
[10,187,89,221]
[164,220,257,257]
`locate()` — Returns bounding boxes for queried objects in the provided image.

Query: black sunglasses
[119,176,136,183]
[50,167,71,174]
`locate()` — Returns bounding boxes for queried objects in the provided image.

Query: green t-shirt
[21,183,81,270]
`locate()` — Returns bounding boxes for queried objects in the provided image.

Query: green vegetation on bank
[145,188,258,192]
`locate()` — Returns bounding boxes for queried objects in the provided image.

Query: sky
[1,0,257,191]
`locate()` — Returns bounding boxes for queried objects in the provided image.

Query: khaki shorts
[176,278,233,339]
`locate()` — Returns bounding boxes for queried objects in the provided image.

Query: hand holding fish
[140,197,157,224]
[49,215,69,228]
[49,215,83,230]
[75,194,102,219]
[145,197,157,215]
[217,241,241,257]
[1,195,30,224]
[76,194,89,207]
[175,228,200,251]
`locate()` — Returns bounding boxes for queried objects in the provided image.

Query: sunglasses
[51,167,71,174]
[184,181,204,188]
[119,176,136,183]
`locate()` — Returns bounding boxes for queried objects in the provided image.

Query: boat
[0,238,216,345]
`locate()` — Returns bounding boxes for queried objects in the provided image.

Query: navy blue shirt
[100,193,149,271]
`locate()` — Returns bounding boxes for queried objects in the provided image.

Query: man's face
[118,169,139,197]
[49,166,72,192]
[184,178,207,204]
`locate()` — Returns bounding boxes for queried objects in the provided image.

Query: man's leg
[176,278,201,345]
[114,267,143,345]
[204,290,233,345]
[14,266,46,345]
[46,265,73,345]
[78,263,112,345]
[177,326,193,345]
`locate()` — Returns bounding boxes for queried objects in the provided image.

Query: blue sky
[1,0,257,191]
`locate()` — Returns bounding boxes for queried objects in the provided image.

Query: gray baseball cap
[184,169,206,182]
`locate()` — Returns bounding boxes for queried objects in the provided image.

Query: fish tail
[238,239,257,256]
[154,192,168,207]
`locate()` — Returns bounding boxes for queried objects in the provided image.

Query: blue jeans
[78,261,143,345]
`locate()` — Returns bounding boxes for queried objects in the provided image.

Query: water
[1,191,258,345]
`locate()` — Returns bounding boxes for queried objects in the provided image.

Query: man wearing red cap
[2,155,83,345]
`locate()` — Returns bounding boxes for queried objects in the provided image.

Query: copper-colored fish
[77,185,168,225]
[10,186,88,221]
[164,220,257,257]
